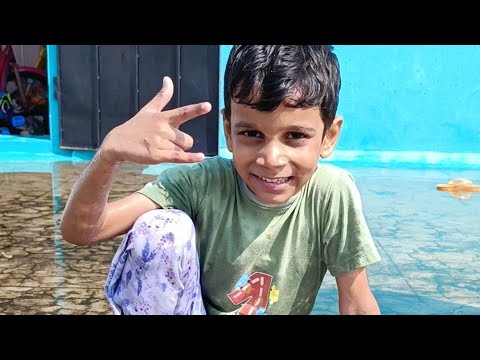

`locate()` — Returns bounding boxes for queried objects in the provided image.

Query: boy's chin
[256,192,296,205]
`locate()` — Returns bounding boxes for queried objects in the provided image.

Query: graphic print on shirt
[227,272,279,315]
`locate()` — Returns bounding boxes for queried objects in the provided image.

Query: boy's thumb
[150,76,174,111]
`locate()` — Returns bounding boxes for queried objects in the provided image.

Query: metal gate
[57,45,219,156]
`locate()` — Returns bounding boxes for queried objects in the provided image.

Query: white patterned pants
[104,209,206,315]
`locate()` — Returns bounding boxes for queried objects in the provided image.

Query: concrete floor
[1,161,480,315]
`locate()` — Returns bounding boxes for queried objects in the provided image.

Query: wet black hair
[223,45,341,132]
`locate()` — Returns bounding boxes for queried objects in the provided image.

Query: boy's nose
[256,142,288,168]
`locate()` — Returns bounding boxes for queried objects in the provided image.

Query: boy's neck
[239,178,300,209]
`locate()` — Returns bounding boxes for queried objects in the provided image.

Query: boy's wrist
[96,146,121,168]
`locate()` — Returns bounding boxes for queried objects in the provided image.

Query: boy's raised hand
[100,76,212,165]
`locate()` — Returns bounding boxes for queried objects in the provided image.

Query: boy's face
[223,102,342,205]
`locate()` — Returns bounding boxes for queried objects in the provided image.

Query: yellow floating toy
[436,178,480,199]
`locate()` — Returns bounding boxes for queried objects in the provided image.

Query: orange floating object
[436,178,480,199]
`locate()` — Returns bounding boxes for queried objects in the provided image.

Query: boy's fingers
[172,128,194,150]
[155,127,194,150]
[155,150,205,163]
[154,139,184,152]
[144,76,174,112]
[168,102,212,127]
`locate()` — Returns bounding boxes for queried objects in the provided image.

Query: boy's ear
[320,116,343,159]
[221,108,233,152]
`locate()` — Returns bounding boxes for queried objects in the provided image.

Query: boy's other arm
[60,150,160,246]
[60,76,211,246]
[335,267,381,315]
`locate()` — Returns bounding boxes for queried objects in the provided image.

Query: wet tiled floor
[0,162,156,314]
[1,161,480,314]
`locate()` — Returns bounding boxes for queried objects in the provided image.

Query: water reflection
[0,162,156,314]
[0,162,479,314]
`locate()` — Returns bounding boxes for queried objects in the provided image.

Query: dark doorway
[57,45,219,156]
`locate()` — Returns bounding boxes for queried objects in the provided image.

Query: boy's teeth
[260,176,290,184]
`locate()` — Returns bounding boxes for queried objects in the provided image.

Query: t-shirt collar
[238,177,300,210]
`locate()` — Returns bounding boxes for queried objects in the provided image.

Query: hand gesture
[101,76,212,165]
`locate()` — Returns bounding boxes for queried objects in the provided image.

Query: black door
[57,45,219,156]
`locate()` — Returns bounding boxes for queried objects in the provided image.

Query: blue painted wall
[218,45,232,152]
[219,45,480,159]
[3,45,480,171]
[334,45,480,153]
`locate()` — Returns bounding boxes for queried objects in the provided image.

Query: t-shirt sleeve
[136,162,207,219]
[321,170,381,277]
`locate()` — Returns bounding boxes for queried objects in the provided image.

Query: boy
[61,45,381,315]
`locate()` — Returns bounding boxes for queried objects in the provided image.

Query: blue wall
[218,45,233,152]
[3,45,480,171]
[334,45,480,153]
[219,45,480,167]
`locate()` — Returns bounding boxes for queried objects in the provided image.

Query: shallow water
[1,162,479,314]
[314,166,480,315]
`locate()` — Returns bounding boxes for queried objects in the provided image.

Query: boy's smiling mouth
[255,175,292,183]
[252,174,293,192]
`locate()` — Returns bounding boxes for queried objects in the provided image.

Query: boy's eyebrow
[288,126,317,133]
[234,121,255,128]
[234,122,317,133]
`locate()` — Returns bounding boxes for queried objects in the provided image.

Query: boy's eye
[240,131,262,138]
[286,132,305,140]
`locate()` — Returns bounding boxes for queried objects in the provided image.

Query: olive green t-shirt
[138,156,380,315]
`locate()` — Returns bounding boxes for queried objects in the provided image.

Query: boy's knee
[134,208,193,229]
[128,209,195,259]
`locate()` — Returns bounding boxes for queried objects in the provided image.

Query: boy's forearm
[60,150,120,245]
[336,267,381,315]
[339,294,381,315]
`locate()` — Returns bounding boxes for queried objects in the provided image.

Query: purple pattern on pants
[104,209,206,315]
